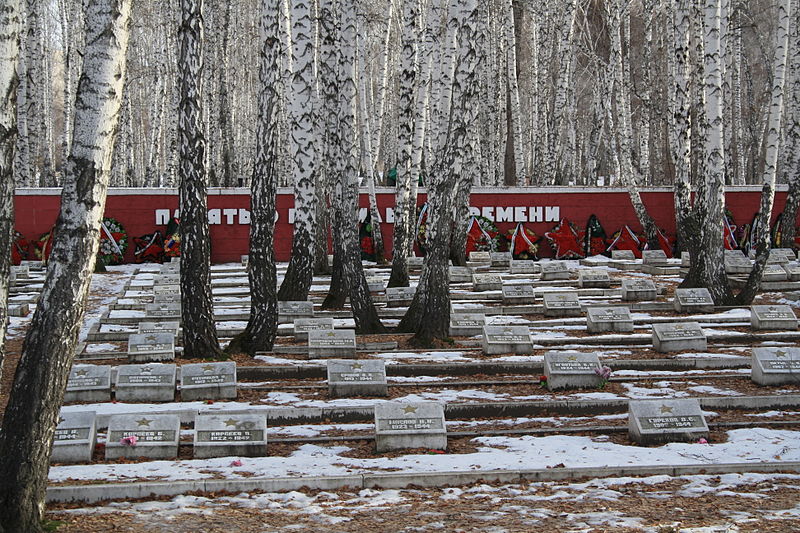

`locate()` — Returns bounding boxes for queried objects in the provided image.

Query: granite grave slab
[180,362,237,400]
[578,269,611,288]
[628,399,708,445]
[278,301,314,323]
[543,351,603,390]
[621,278,657,301]
[540,261,570,281]
[501,284,536,305]
[673,287,714,313]
[386,286,416,307]
[193,413,267,458]
[308,329,357,359]
[586,306,634,333]
[327,359,388,397]
[751,347,800,385]
[293,317,334,341]
[509,260,538,274]
[449,313,487,337]
[542,292,582,317]
[374,402,447,452]
[105,414,181,460]
[651,322,707,352]
[127,332,175,363]
[750,305,799,330]
[472,273,503,292]
[64,364,111,403]
[51,411,96,463]
[481,325,532,354]
[115,363,176,402]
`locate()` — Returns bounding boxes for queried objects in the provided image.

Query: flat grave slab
[152,284,180,298]
[481,325,532,354]
[278,301,314,323]
[10,265,29,279]
[386,286,416,307]
[127,332,175,363]
[64,364,111,403]
[783,263,800,281]
[181,362,237,400]
[449,266,473,283]
[542,291,582,317]
[365,276,386,292]
[293,317,334,342]
[725,255,752,274]
[751,305,799,330]
[765,249,792,264]
[611,250,636,261]
[115,363,176,402]
[374,402,447,453]
[501,284,536,305]
[241,255,249,267]
[407,256,424,271]
[642,250,669,266]
[762,264,789,282]
[681,252,690,267]
[543,351,603,390]
[621,279,657,301]
[472,273,502,292]
[449,313,486,337]
[751,347,800,385]
[673,288,714,313]
[51,411,96,463]
[308,329,357,359]
[586,306,634,333]
[578,269,611,288]
[652,322,706,352]
[138,321,180,336]
[327,359,388,397]
[628,399,708,445]
[105,414,180,460]
[145,302,181,320]
[468,251,492,264]
[540,261,570,281]
[193,413,268,458]
[491,251,512,267]
[509,260,538,275]
[8,303,30,317]
[153,274,180,286]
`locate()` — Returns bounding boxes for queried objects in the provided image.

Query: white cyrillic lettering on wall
[468,206,480,218]
[288,208,295,223]
[545,206,560,222]
[223,208,238,225]
[495,206,513,222]
[208,209,221,225]
[238,209,251,224]
[385,207,395,223]
[514,206,527,222]
[529,206,543,222]
[481,206,495,221]
[156,209,171,225]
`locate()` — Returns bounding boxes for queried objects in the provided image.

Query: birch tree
[780,5,800,248]
[0,2,130,529]
[178,0,222,359]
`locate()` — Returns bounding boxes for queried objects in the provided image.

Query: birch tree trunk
[178,0,222,359]
[278,0,316,301]
[226,0,280,356]
[503,0,525,186]
[0,2,130,529]
[780,6,800,249]
[737,0,792,304]
[670,0,693,255]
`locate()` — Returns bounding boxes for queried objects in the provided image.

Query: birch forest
[17,0,800,191]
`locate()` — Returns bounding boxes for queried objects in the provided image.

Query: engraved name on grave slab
[449,313,487,337]
[365,276,386,292]
[153,274,180,286]
[181,362,237,400]
[308,329,357,359]
[673,288,714,313]
[750,305,799,330]
[651,322,707,352]
[482,325,532,354]
[628,399,708,445]
[51,411,96,463]
[64,365,111,403]
[509,260,538,274]
[751,347,800,385]
[642,250,668,265]
[193,413,268,458]
[762,264,789,282]
[407,256,424,270]
[578,269,611,288]
[327,359,388,397]
[586,306,634,333]
[138,321,180,336]
[374,402,447,452]
[491,251,512,267]
[501,284,536,305]
[542,292,582,317]
[611,250,636,261]
[116,363,177,402]
[105,414,181,460]
[127,333,175,363]
[621,278,657,301]
[540,261,570,280]
[293,317,334,341]
[449,266,473,283]
[472,273,503,292]
[277,301,314,323]
[386,286,416,307]
[543,351,603,390]
[152,284,180,298]
[468,251,492,263]
[145,302,181,319]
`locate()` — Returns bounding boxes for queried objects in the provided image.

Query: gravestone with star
[765,249,793,264]
[449,313,487,337]
[586,306,634,333]
[64,364,111,403]
[509,259,538,275]
[277,300,314,323]
[783,262,800,281]
[750,305,799,330]
[407,256,424,271]
[145,302,182,320]
[374,402,447,452]
[153,274,180,286]
[578,269,611,288]
[51,411,97,463]
[673,287,714,313]
[540,261,570,281]
[472,272,503,292]
[327,359,388,397]
[468,251,492,265]
[611,250,636,261]
[115,363,177,402]
[628,399,708,445]
[724,251,752,274]
[651,322,707,352]
[127,332,175,363]
[386,286,416,307]
[620,278,657,301]
[152,284,180,299]
[543,351,604,390]
[138,321,180,337]
[542,291,582,317]
[180,361,237,400]
[193,413,268,458]
[293,317,335,342]
[449,266,473,283]
[762,263,789,282]
[642,250,669,266]
[751,347,800,385]
[481,325,532,354]
[490,251,512,267]
[105,414,181,460]
[308,329,357,359]
[501,284,536,305]
[365,276,386,292]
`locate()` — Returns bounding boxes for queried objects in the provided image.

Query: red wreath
[544,218,584,259]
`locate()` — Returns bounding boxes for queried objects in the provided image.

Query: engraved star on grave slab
[776,350,787,358]
[403,405,418,414]
[75,369,89,377]
[144,334,158,343]
[660,405,673,414]
[137,417,153,427]
[224,418,239,427]
[202,364,214,373]
[141,366,153,374]
[351,362,363,370]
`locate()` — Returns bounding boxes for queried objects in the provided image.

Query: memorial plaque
[490,251,512,267]
[138,321,180,336]
[152,284,180,298]
[725,249,746,259]
[449,266,473,283]
[468,251,492,264]
[651,322,706,352]
[449,313,487,337]
[725,255,752,274]
[241,254,249,267]
[586,306,634,333]
[621,278,657,301]
[578,269,611,288]
[681,252,691,267]
[293,317,334,341]
[407,256,424,270]
[540,261,570,281]
[51,411,96,463]
[751,347,800,385]
[766,249,791,264]
[386,286,416,307]
[8,303,30,317]
[308,329,357,359]
[750,305,799,330]
[153,273,180,285]
[509,260,538,274]
[145,302,181,319]
[127,332,175,363]
[105,414,181,460]
[160,264,179,275]
[783,263,800,281]
[472,273,503,292]
[115,363,177,402]
[673,287,714,313]
[543,351,603,390]
[327,359,388,397]
[278,300,314,323]
[542,292,582,317]
[501,284,536,305]
[64,364,111,403]
[611,250,636,261]
[762,264,789,282]
[374,402,447,452]
[776,248,797,261]
[365,276,386,292]
[642,250,668,266]
[181,361,237,400]
[481,325,532,354]
[10,265,29,279]
[193,413,267,458]
[628,399,708,445]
